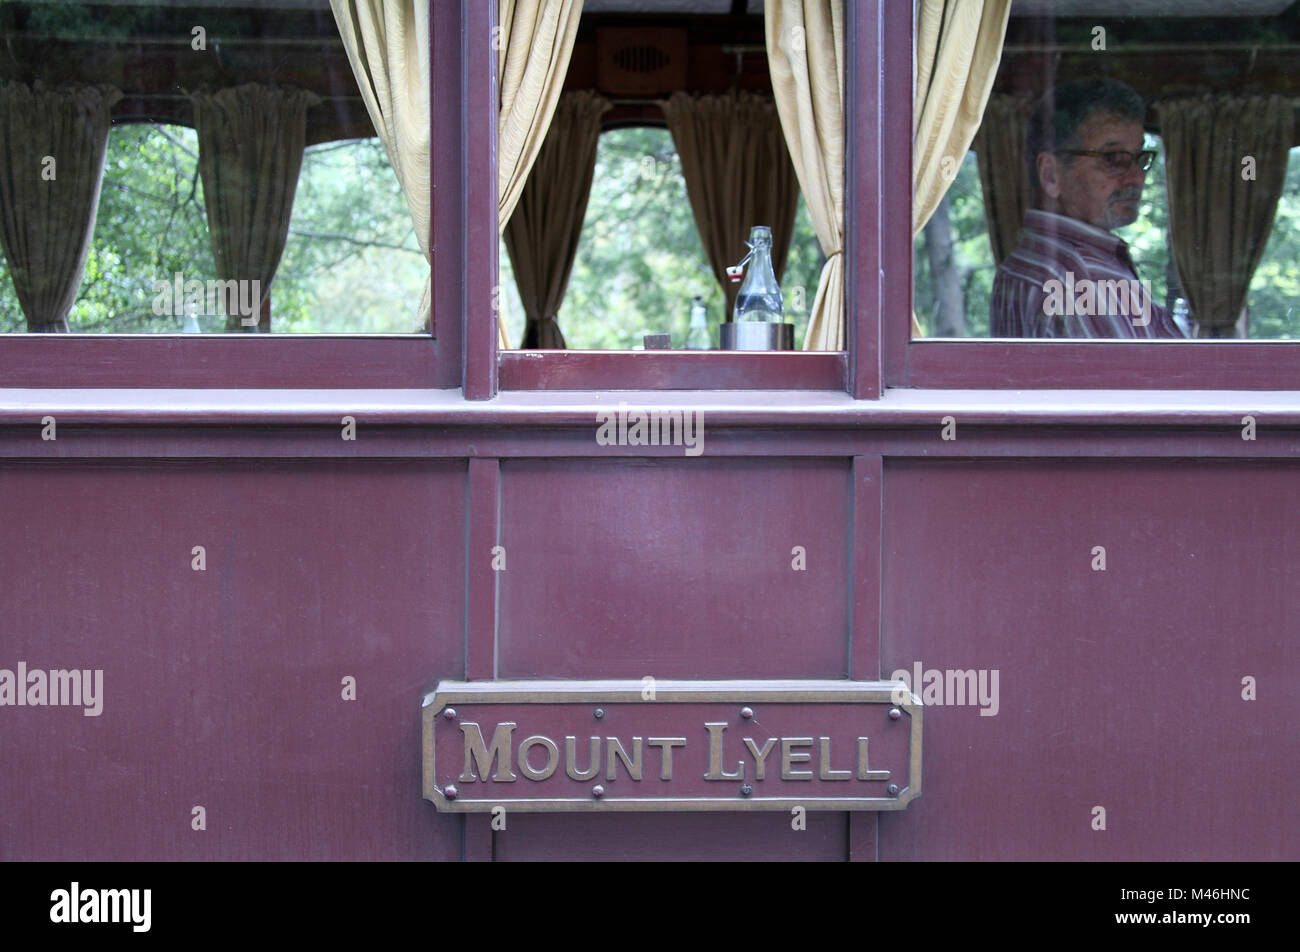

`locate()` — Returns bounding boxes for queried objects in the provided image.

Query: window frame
[0,1,451,390]
[890,3,1300,391]
[11,3,1286,394]
[476,0,876,398]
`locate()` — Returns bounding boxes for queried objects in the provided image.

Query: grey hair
[1026,79,1146,201]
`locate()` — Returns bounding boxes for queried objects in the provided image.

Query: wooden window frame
[7,2,1288,394]
[890,5,1300,391]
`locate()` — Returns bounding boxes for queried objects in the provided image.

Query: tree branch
[286,228,421,253]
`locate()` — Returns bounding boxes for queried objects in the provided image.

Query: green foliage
[1115,133,1169,312]
[913,150,995,337]
[0,125,421,333]
[1245,147,1300,339]
[508,126,823,350]
[276,138,424,333]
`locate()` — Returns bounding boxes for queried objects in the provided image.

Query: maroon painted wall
[2,434,1292,861]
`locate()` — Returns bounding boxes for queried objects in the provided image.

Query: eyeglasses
[1055,149,1157,175]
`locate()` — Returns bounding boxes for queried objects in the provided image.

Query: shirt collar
[1022,208,1134,267]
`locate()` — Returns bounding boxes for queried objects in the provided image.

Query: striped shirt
[990,209,1184,339]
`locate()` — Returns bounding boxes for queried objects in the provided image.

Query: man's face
[1038,112,1147,230]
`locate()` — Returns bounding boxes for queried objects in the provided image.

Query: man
[991,79,1184,338]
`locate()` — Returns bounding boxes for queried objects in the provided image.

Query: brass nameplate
[422,680,921,812]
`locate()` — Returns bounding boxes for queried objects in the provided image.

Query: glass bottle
[684,295,711,349]
[733,225,784,324]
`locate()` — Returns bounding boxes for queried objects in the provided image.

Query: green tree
[508,126,822,350]
[0,125,421,333]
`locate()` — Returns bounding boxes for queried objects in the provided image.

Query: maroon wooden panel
[880,459,1299,860]
[0,460,465,860]
[499,351,847,391]
[494,812,848,862]
[496,458,851,679]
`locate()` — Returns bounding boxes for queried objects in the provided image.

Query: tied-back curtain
[913,0,1011,337]
[0,81,120,332]
[765,0,843,351]
[661,91,800,319]
[498,0,584,350]
[503,90,610,348]
[329,0,430,330]
[1157,94,1294,338]
[191,84,319,331]
[972,93,1034,265]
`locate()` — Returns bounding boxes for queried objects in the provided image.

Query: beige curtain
[498,0,584,350]
[504,90,610,348]
[661,91,801,318]
[913,0,1011,337]
[329,0,431,330]
[191,84,319,331]
[766,0,843,351]
[1157,94,1294,338]
[972,92,1034,265]
[0,82,120,332]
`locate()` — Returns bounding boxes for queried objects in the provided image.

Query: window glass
[0,0,414,335]
[915,0,1300,340]
[499,4,831,354]
[500,126,822,350]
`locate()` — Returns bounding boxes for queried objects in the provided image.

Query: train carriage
[0,0,1296,867]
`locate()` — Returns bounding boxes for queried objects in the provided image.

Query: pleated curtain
[503,90,610,348]
[971,92,1034,265]
[913,0,1012,338]
[1157,94,1294,338]
[497,0,584,350]
[329,0,431,331]
[765,0,844,351]
[191,84,319,331]
[661,90,800,320]
[0,81,121,332]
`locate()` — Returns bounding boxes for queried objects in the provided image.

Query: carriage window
[0,1,418,335]
[498,124,823,350]
[497,1,841,356]
[917,0,1300,341]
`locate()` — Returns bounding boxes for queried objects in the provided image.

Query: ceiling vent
[596,27,688,96]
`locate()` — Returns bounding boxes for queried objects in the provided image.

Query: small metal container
[719,321,795,351]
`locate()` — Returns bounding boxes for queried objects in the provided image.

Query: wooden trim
[0,336,440,388]
[882,0,913,391]
[846,453,882,863]
[460,0,499,400]
[905,340,1300,390]
[465,457,499,680]
[499,350,847,391]
[847,0,884,399]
